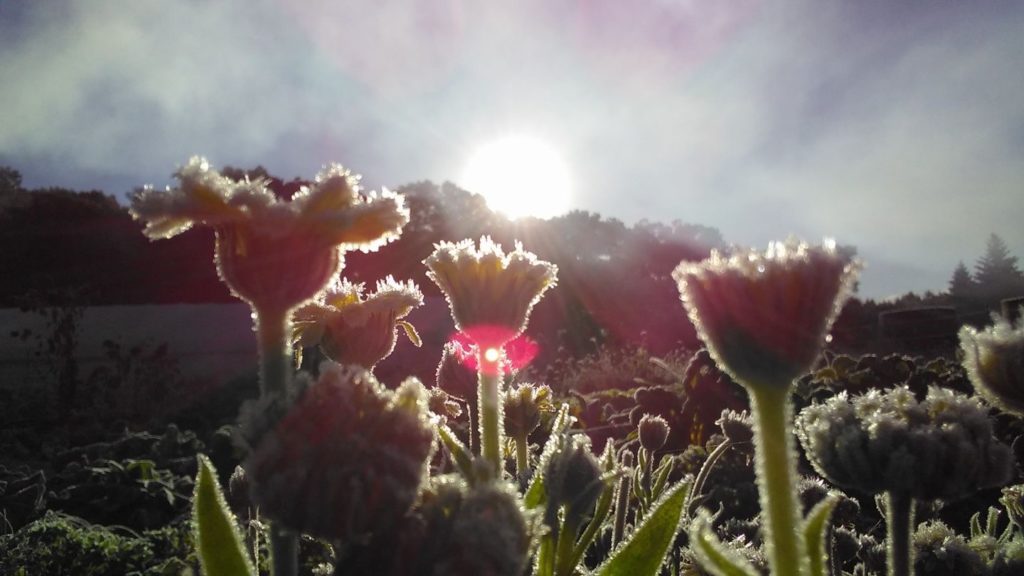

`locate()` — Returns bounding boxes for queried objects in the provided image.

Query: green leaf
[803,494,839,576]
[438,424,475,481]
[524,473,546,510]
[192,454,255,576]
[689,511,759,576]
[595,479,690,576]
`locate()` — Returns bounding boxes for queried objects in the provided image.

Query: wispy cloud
[0,0,1021,298]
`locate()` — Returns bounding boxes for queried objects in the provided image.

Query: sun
[459,135,572,219]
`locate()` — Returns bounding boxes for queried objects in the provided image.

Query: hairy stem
[255,304,298,576]
[886,491,914,576]
[612,451,634,546]
[686,438,733,517]
[478,353,504,474]
[256,305,291,398]
[515,432,530,479]
[749,384,805,576]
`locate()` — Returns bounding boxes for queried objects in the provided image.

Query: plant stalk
[886,491,914,576]
[478,352,504,474]
[515,431,530,479]
[749,384,805,576]
[255,304,298,576]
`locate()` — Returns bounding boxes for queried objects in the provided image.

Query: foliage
[0,511,194,576]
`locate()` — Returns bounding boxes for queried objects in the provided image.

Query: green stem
[612,452,634,546]
[554,519,580,576]
[686,438,733,517]
[256,305,291,398]
[515,432,530,479]
[886,492,914,576]
[255,304,298,576]
[749,384,805,576]
[478,355,503,474]
[536,535,555,576]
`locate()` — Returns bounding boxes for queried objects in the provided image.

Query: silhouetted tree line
[0,166,723,381]
[5,163,1017,373]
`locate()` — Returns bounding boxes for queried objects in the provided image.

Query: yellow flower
[130,157,408,312]
[293,276,424,369]
[424,237,557,348]
[672,239,860,387]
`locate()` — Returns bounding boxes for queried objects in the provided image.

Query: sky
[1,0,1022,300]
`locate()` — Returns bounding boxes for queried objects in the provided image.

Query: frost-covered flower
[245,362,435,541]
[293,276,423,369]
[960,314,1024,417]
[673,239,860,387]
[130,157,408,312]
[798,386,1014,501]
[424,237,557,348]
[638,413,670,452]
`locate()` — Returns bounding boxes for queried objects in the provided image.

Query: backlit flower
[130,157,408,312]
[960,314,1024,417]
[424,237,557,348]
[293,276,423,369]
[673,239,860,387]
[245,362,435,541]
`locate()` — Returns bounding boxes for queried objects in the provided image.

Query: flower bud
[638,414,670,452]
[542,434,605,528]
[432,479,533,576]
[715,409,754,444]
[504,383,552,440]
[245,363,435,541]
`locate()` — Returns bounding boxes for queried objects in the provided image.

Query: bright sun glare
[460,136,572,219]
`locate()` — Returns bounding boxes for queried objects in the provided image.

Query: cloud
[0,0,1021,297]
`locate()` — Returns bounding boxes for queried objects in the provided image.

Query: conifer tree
[948,261,976,299]
[974,234,1024,299]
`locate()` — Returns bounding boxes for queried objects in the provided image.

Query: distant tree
[974,234,1024,300]
[0,166,22,195]
[948,261,976,299]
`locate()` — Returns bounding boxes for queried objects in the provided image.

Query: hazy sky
[1,1,1022,299]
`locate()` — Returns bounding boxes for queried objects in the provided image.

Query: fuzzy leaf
[438,424,475,481]
[690,512,759,576]
[193,454,255,576]
[595,480,690,576]
[804,494,839,576]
